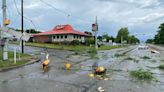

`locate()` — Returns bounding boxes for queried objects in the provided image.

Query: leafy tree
[154,23,164,44]
[128,35,140,44]
[26,29,41,34]
[15,29,40,34]
[116,27,129,43]
[85,38,95,46]
[102,34,110,42]
[146,39,154,43]
[84,31,92,36]
[97,36,103,41]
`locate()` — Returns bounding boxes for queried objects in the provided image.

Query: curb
[0,58,41,72]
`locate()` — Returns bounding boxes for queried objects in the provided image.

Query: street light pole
[21,0,24,53]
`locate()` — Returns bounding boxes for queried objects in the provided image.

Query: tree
[84,31,92,36]
[146,39,154,43]
[116,27,129,43]
[26,29,41,34]
[85,38,95,46]
[15,28,40,34]
[154,23,164,44]
[97,36,103,41]
[128,35,140,44]
[102,34,110,42]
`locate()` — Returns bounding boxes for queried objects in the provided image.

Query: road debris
[88,73,95,78]
[65,63,72,70]
[98,87,105,92]
[151,49,160,53]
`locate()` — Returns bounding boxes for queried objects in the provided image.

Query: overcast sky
[1,0,164,41]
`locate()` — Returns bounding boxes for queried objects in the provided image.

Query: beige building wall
[52,34,84,42]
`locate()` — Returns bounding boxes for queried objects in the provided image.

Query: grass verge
[0,51,31,69]
[10,41,123,51]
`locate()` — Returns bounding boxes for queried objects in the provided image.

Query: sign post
[92,16,98,49]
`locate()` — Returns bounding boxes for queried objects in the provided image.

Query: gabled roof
[33,24,90,36]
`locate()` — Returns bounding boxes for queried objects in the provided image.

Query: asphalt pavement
[0,44,164,92]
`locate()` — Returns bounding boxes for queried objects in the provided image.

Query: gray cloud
[1,0,164,40]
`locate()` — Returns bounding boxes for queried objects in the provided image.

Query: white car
[138,45,148,49]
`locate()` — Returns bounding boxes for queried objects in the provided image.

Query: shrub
[158,64,164,69]
[71,40,80,45]
[85,38,95,46]
[130,69,153,80]
[88,48,97,54]
[142,56,151,59]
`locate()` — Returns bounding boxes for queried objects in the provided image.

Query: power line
[40,0,70,16]
[13,0,37,30]
[39,0,92,24]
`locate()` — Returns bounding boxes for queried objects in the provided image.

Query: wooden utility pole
[21,0,24,53]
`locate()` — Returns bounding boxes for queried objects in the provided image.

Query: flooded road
[0,44,164,92]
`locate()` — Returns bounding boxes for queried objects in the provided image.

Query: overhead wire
[39,0,93,24]
[13,0,37,30]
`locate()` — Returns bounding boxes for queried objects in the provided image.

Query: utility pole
[2,0,8,60]
[121,35,123,46]
[95,16,98,49]
[92,16,98,49]
[21,0,24,53]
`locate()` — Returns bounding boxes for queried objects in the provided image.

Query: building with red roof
[32,24,90,43]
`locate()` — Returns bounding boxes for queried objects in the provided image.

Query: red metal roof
[33,24,90,36]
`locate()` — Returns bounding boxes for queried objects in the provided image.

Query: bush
[88,48,97,54]
[142,56,151,59]
[158,64,164,69]
[85,38,95,46]
[71,40,80,45]
[130,69,153,80]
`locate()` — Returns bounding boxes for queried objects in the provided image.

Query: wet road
[0,44,164,92]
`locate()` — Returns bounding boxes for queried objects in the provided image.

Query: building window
[65,35,67,39]
[79,36,81,39]
[74,35,76,39]
[53,36,56,39]
[61,35,63,39]
[57,36,59,39]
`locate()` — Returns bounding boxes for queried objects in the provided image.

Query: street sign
[0,27,31,41]
[92,23,98,32]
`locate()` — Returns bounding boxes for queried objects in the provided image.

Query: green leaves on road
[130,69,153,80]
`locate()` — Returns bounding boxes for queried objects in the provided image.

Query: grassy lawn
[11,41,123,51]
[98,45,121,50]
[0,51,31,69]
[0,60,28,68]
[26,42,90,51]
